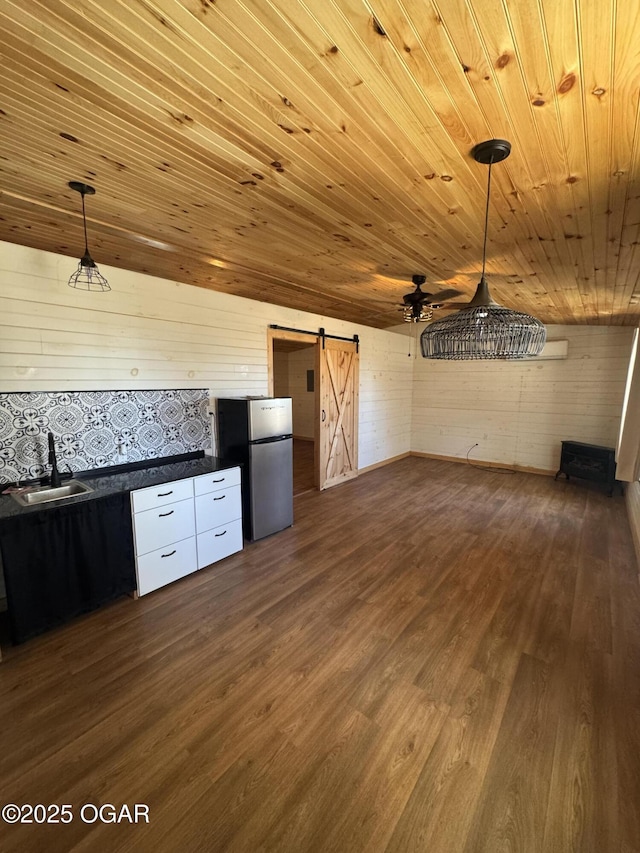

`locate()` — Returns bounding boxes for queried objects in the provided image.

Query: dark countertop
[0,455,240,522]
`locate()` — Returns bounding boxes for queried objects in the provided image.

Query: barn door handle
[322,409,326,422]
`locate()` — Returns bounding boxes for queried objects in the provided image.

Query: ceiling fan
[398,275,464,322]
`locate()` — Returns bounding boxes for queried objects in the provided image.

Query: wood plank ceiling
[0,0,639,329]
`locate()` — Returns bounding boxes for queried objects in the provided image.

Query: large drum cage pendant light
[420,139,546,360]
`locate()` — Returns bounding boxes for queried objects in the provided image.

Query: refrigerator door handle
[251,435,292,445]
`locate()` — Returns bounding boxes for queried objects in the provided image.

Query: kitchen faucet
[48,431,62,488]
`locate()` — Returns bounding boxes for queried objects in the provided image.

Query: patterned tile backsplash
[0,389,212,484]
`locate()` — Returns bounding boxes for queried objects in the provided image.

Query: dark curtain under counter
[0,492,136,645]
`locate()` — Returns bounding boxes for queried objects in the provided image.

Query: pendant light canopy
[420,140,545,360]
[67,181,110,292]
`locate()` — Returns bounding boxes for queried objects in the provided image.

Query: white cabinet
[131,477,193,513]
[133,498,195,558]
[131,466,243,596]
[193,475,243,569]
[193,467,241,496]
[197,520,243,568]
[136,537,198,597]
[195,485,242,532]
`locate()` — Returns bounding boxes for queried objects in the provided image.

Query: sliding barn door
[317,338,359,490]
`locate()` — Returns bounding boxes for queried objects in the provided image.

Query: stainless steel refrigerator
[217,397,293,541]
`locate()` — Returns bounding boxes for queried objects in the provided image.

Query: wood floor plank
[318,680,447,853]
[293,438,315,496]
[542,643,619,853]
[0,456,638,853]
[472,564,544,684]
[611,638,640,849]
[231,707,379,852]
[462,653,563,853]
[385,668,511,852]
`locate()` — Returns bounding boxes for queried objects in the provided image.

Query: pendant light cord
[480,157,493,279]
[81,191,89,255]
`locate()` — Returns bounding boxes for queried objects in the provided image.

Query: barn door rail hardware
[269,324,359,352]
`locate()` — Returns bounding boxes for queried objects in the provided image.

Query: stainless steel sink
[12,480,94,506]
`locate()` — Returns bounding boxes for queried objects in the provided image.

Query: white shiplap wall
[0,242,411,470]
[400,324,634,472]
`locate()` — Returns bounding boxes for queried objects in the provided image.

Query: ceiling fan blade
[423,287,464,303]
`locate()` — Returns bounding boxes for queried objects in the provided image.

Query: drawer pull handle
[212,478,225,483]
[161,549,177,558]
[213,495,226,501]
[157,490,173,497]
[158,510,174,517]
[215,530,227,537]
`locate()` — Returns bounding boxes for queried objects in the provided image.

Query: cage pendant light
[420,140,545,360]
[68,181,110,292]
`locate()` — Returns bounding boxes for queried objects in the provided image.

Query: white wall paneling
[1,242,633,480]
[0,242,412,471]
[405,325,634,473]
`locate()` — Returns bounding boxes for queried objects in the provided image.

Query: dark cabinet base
[555,440,620,496]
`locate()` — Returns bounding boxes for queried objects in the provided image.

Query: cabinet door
[195,485,242,533]
[197,519,243,569]
[136,536,198,596]
[132,498,195,556]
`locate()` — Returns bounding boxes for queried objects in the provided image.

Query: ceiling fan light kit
[420,140,546,360]
[403,304,433,323]
[404,308,433,323]
[67,181,111,292]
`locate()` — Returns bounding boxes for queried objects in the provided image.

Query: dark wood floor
[293,438,315,495]
[1,457,639,853]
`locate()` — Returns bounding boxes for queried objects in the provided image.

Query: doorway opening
[270,332,318,496]
[268,327,360,492]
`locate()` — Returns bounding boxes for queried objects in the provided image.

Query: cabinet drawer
[195,484,242,533]
[197,519,243,569]
[194,467,241,496]
[136,536,197,596]
[131,477,193,513]
[133,498,195,556]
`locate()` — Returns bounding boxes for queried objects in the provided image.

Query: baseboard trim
[357,450,555,478]
[358,452,411,475]
[409,450,555,478]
